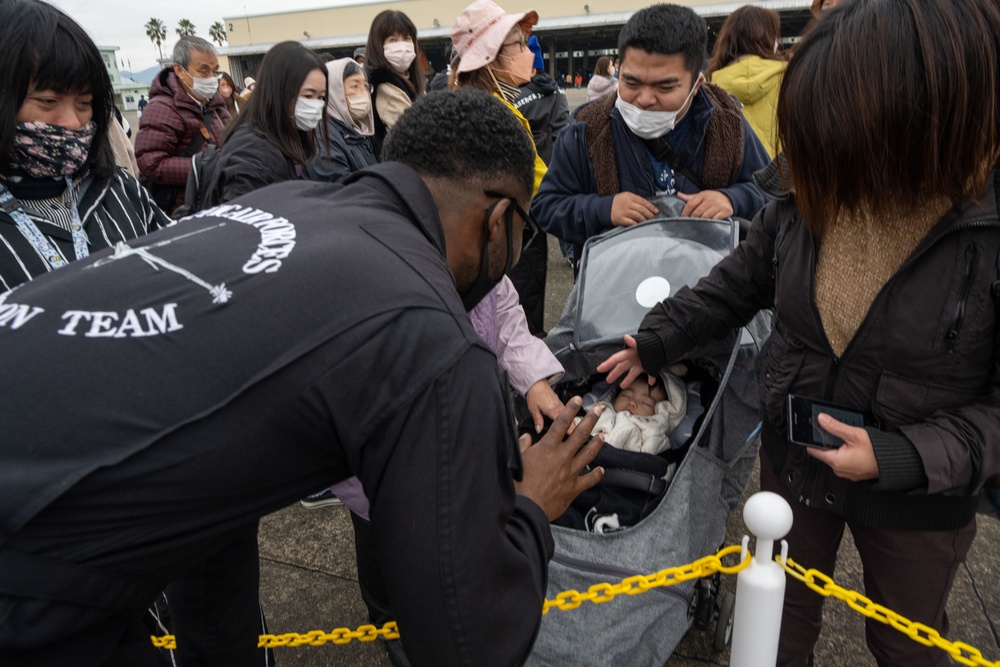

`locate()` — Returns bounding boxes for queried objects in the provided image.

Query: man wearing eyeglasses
[0,89,605,667]
[135,36,230,215]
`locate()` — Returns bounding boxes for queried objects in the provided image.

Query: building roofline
[220,1,810,57]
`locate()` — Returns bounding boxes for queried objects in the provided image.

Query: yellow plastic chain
[779,556,1000,667]
[543,544,749,614]
[148,544,999,664]
[150,545,749,649]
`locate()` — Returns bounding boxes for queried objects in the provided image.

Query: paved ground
[252,87,1000,665]
[257,233,1000,666]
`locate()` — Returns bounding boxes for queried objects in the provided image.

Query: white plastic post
[729,491,794,667]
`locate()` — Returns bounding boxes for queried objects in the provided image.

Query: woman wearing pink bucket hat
[451,0,546,194]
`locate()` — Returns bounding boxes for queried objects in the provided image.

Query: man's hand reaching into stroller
[515,397,606,521]
[597,335,656,389]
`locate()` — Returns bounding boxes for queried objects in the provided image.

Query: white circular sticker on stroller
[635,277,671,308]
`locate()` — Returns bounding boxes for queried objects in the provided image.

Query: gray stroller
[526,209,770,666]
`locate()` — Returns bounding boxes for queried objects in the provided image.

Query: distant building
[99,45,150,111]
[218,0,812,84]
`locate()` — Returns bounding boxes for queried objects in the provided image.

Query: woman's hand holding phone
[805,413,880,481]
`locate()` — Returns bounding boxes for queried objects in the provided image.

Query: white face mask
[614,74,703,140]
[347,93,371,121]
[294,97,325,130]
[384,41,416,73]
[187,71,219,101]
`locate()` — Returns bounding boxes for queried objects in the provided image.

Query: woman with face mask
[306,58,378,184]
[218,72,242,118]
[200,41,328,207]
[451,0,546,195]
[0,0,171,290]
[364,10,425,157]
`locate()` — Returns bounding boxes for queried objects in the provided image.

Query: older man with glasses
[135,36,231,215]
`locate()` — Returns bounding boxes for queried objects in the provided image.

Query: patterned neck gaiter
[10,120,96,179]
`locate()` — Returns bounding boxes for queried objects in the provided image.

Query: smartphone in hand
[787,394,872,449]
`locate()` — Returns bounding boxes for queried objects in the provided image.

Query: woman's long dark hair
[0,0,115,181]
[219,72,240,117]
[364,11,426,95]
[707,6,783,75]
[223,41,327,166]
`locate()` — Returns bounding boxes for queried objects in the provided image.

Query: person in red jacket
[134,36,230,214]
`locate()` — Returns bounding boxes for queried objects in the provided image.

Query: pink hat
[452,0,538,73]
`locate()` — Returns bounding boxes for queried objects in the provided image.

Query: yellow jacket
[498,94,548,197]
[710,56,787,158]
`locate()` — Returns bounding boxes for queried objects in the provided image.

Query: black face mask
[461,198,514,311]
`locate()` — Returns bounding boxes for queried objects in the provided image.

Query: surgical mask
[187,71,219,101]
[496,46,535,87]
[384,41,416,73]
[10,120,95,179]
[347,93,371,121]
[294,98,325,130]
[614,74,703,139]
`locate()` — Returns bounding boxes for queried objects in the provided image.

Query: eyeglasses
[484,189,540,252]
[187,69,222,81]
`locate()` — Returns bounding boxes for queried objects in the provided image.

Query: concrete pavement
[254,86,1000,666]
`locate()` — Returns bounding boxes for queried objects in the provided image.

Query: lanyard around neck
[0,176,88,269]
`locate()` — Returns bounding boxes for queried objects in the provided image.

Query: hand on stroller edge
[515,397,606,521]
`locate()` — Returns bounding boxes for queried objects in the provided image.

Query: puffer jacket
[634,168,1000,531]
[710,56,787,158]
[586,74,618,102]
[135,69,230,211]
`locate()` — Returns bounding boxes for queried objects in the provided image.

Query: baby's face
[613,380,668,417]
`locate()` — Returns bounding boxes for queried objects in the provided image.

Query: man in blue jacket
[533,4,770,262]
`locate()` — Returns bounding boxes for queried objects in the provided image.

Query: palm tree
[176,19,196,38]
[209,22,227,47]
[145,18,167,60]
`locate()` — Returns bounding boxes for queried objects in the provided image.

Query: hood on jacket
[524,72,560,96]
[149,68,227,112]
[587,74,618,101]
[709,55,787,105]
[325,58,375,137]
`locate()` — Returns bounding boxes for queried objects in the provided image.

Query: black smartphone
[787,394,871,449]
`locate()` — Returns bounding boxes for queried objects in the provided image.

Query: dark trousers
[350,511,412,667]
[506,231,548,336]
[759,457,977,667]
[165,522,273,667]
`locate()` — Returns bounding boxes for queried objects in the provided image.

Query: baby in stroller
[587,371,687,455]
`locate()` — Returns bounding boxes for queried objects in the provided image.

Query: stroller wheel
[714,589,736,651]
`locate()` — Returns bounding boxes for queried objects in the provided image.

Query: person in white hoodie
[306,58,378,183]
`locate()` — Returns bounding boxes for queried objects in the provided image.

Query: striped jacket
[0,169,171,290]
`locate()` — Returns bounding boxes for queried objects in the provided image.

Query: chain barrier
[778,556,1000,667]
[148,544,999,665]
[150,545,748,649]
[543,544,749,614]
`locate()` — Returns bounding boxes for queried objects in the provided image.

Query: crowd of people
[0,0,999,665]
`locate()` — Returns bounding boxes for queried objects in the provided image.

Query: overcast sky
[48,0,374,73]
